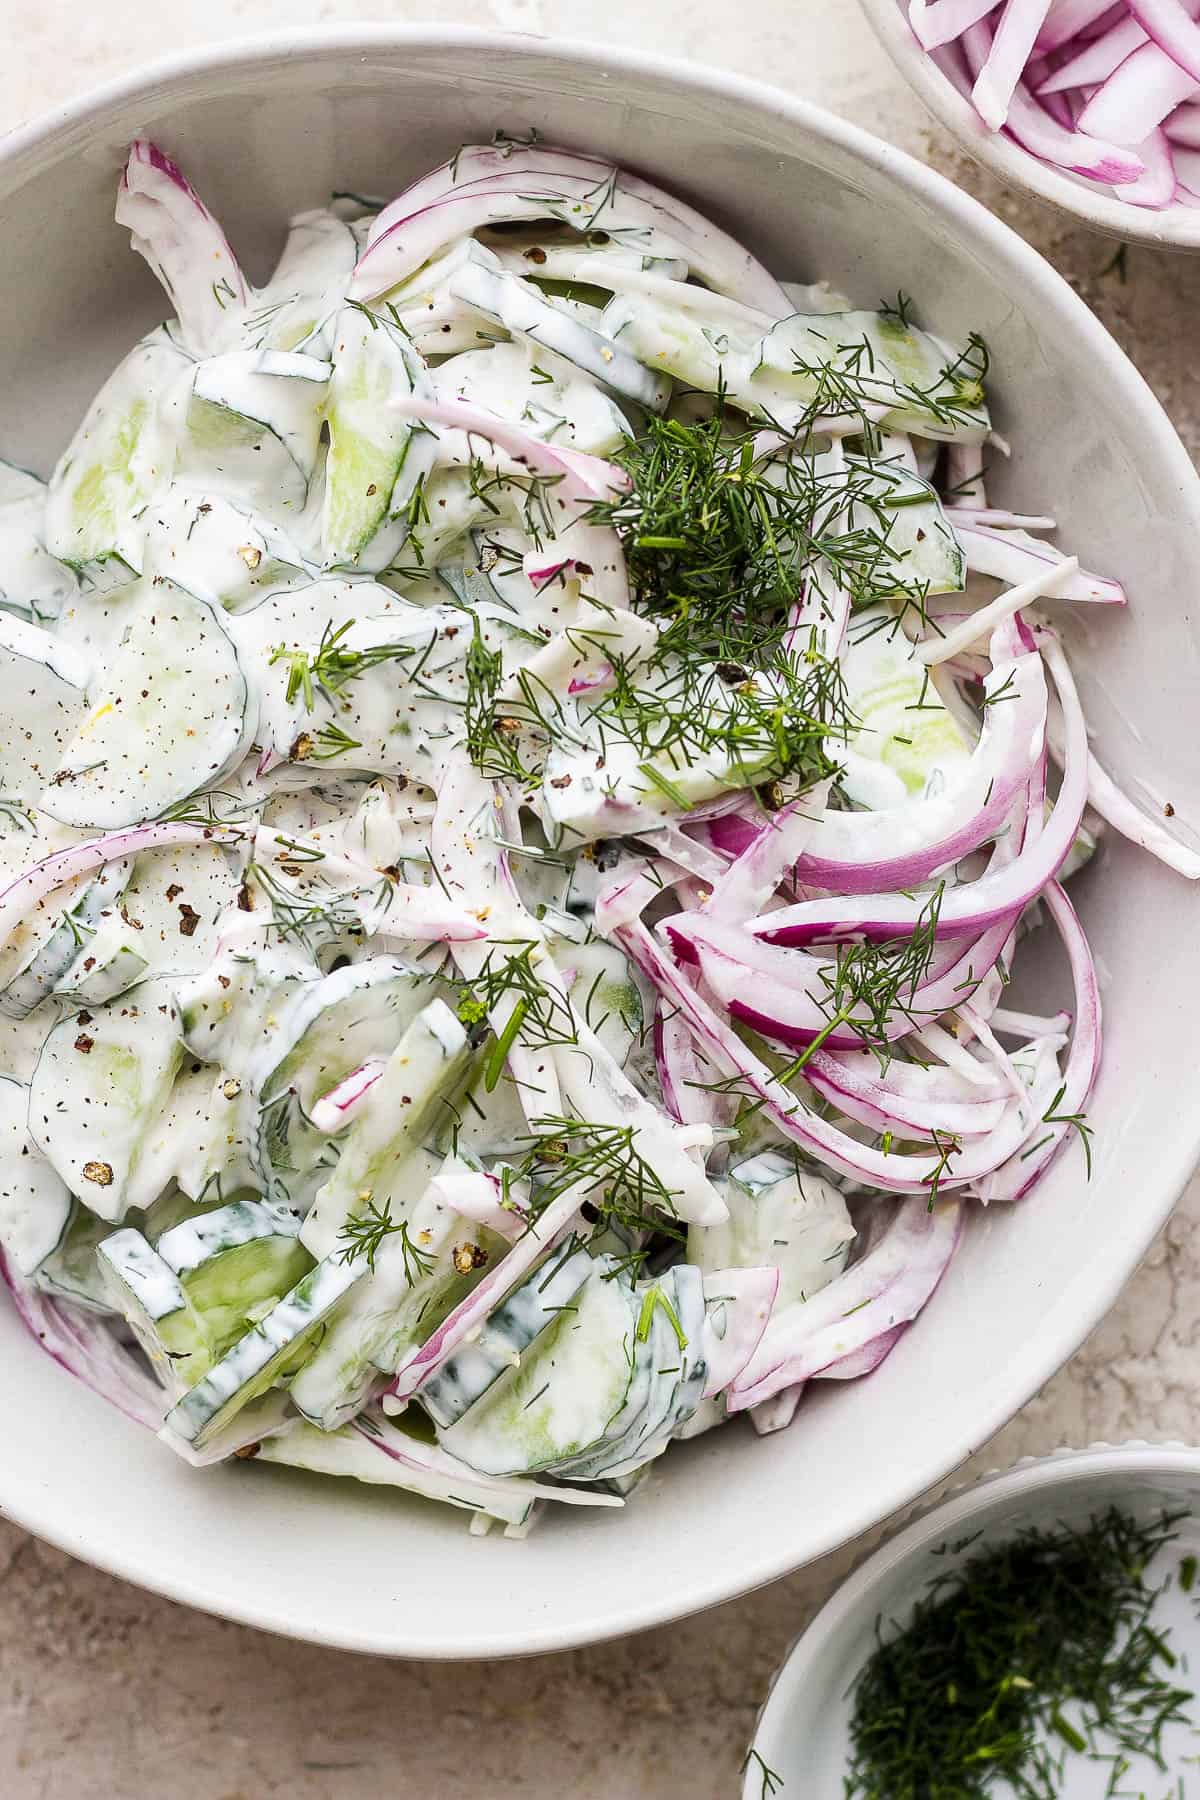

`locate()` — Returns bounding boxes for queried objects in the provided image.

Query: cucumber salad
[0,136,1194,1536]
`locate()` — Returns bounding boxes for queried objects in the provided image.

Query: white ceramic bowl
[858,0,1200,248]
[748,1444,1200,1796]
[3,27,1200,1659]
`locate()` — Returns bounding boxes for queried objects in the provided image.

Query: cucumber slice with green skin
[559,938,644,1071]
[841,456,964,598]
[419,1236,594,1430]
[44,329,189,582]
[289,1181,497,1430]
[55,835,242,1006]
[322,304,436,571]
[446,245,670,413]
[439,1256,638,1477]
[34,1200,120,1311]
[41,581,253,830]
[299,996,471,1260]
[0,462,78,623]
[551,1264,708,1482]
[255,1417,536,1528]
[175,941,315,1070]
[252,958,438,1188]
[157,1199,312,1361]
[29,974,185,1223]
[183,351,329,517]
[141,485,312,612]
[690,1151,854,1310]
[838,606,975,811]
[97,1226,208,1390]
[0,613,89,802]
[0,1075,72,1276]
[0,856,132,1020]
[164,1253,363,1446]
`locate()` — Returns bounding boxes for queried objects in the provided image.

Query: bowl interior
[2,30,1200,1657]
[750,1449,1200,1796]
[857,0,1200,249]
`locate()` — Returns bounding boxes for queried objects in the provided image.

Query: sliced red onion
[1128,0,1200,80]
[953,521,1126,603]
[1038,0,1126,51]
[749,1385,806,1435]
[426,1163,529,1242]
[117,141,248,355]
[786,642,1046,891]
[1038,12,1148,88]
[353,157,787,313]
[1165,101,1200,139]
[912,0,1006,51]
[973,0,1057,128]
[961,20,1150,174]
[619,920,1060,1194]
[726,1197,964,1411]
[749,637,1083,947]
[309,1060,386,1134]
[1119,122,1182,199]
[385,1178,593,1405]
[703,784,831,921]
[1,1247,165,1431]
[701,1267,780,1398]
[1077,36,1200,142]
[655,1001,728,1126]
[802,1046,1011,1140]
[991,1003,1073,1035]
[946,506,1057,527]
[973,880,1100,1200]
[945,440,989,506]
[818,1323,910,1381]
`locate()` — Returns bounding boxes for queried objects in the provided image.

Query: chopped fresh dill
[337,1200,438,1280]
[844,1507,1193,1799]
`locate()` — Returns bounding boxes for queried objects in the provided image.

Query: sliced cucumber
[446,245,669,412]
[560,938,644,1070]
[251,958,436,1189]
[419,1236,593,1430]
[0,612,88,801]
[439,1256,637,1477]
[44,328,189,581]
[182,351,328,517]
[34,1199,119,1310]
[255,1417,535,1528]
[0,1075,72,1276]
[175,942,315,1070]
[164,1253,362,1446]
[243,209,358,357]
[0,461,78,622]
[842,455,964,597]
[42,580,252,829]
[29,974,184,1222]
[97,1226,208,1390]
[322,304,435,570]
[0,856,131,1020]
[141,484,311,612]
[691,1150,854,1309]
[289,1180,498,1430]
[158,1198,311,1358]
[838,607,975,810]
[299,996,470,1259]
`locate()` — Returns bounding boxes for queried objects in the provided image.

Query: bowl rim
[746,1441,1200,1795]
[3,22,1200,1658]
[856,0,1200,249]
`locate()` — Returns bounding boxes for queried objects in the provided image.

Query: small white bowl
[858,0,1200,248]
[748,1443,1200,1798]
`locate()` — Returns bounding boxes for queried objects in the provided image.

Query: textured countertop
[5,8,1200,1797]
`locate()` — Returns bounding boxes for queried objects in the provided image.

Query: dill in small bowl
[844,1508,1196,1799]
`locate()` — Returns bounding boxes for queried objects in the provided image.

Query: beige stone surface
[4,7,1200,1796]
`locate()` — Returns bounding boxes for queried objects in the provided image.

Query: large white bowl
[2,27,1200,1659]
[748,1444,1200,1795]
[859,0,1200,248]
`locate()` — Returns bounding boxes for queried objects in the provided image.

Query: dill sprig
[269,619,417,709]
[512,1114,685,1240]
[337,1200,438,1280]
[455,940,579,1088]
[844,1507,1194,1800]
